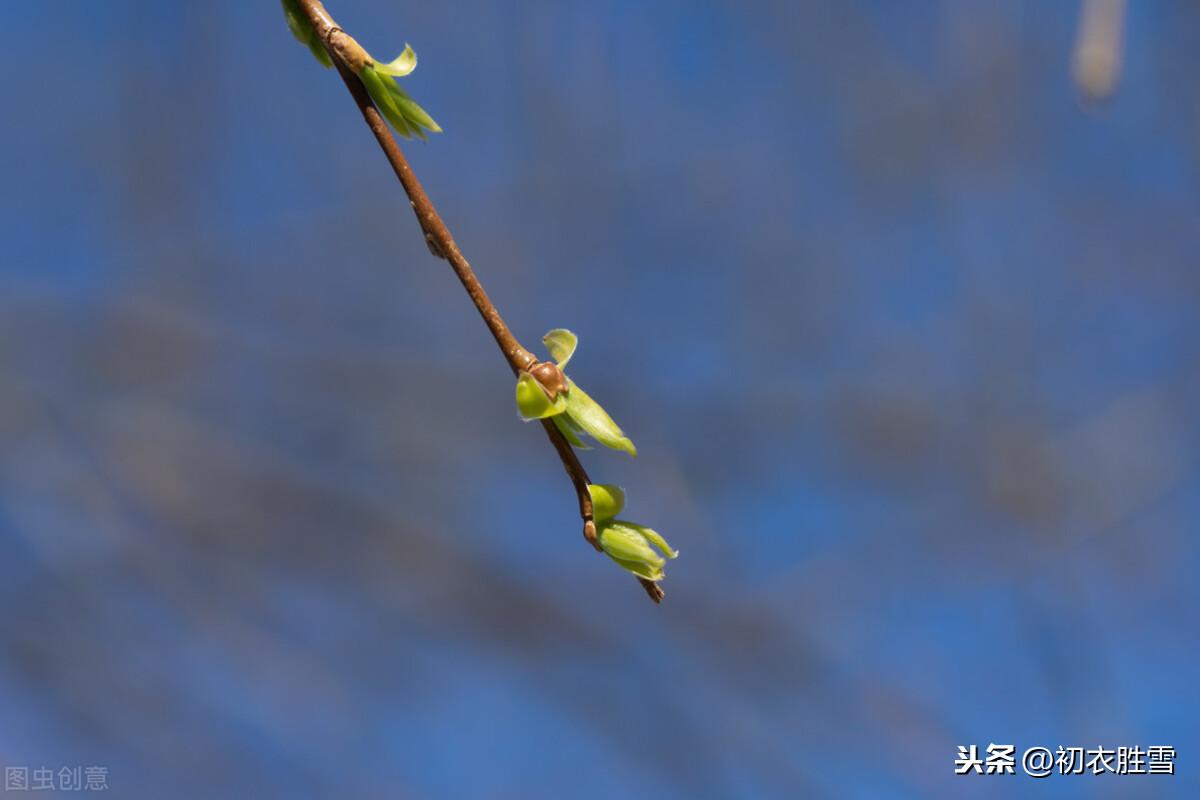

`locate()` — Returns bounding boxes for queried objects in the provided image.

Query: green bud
[516,372,567,420]
[543,328,578,368]
[281,0,333,68]
[551,413,590,448]
[529,328,636,455]
[375,44,418,77]
[358,63,441,140]
[388,80,442,136]
[598,520,678,582]
[587,484,625,521]
[620,521,678,560]
[360,65,409,137]
[563,378,637,456]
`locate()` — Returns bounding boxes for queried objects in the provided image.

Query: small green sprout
[280,2,440,140]
[281,0,332,67]
[515,371,567,419]
[515,329,637,456]
[358,47,442,141]
[589,484,677,582]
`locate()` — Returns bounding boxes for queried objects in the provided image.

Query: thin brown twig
[293,0,663,604]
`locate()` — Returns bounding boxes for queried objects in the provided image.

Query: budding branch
[292,0,664,603]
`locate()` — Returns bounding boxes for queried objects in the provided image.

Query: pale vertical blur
[1073,0,1126,101]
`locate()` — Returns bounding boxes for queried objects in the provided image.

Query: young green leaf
[543,329,578,368]
[516,372,568,420]
[359,64,441,140]
[375,44,418,77]
[386,81,442,136]
[587,484,626,522]
[552,414,591,449]
[281,0,332,67]
[598,521,675,582]
[563,378,637,456]
[360,65,407,134]
[616,520,678,560]
[610,555,664,582]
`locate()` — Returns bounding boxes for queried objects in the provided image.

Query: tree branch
[293,0,663,604]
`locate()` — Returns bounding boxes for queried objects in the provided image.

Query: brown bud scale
[529,361,568,400]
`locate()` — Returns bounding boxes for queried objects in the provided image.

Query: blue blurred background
[2,1,1198,798]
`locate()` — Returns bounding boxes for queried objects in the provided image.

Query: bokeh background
[2,1,1198,798]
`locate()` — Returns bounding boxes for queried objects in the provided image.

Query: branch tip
[293,0,662,605]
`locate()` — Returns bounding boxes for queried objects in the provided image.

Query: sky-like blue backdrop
[2,2,1198,798]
